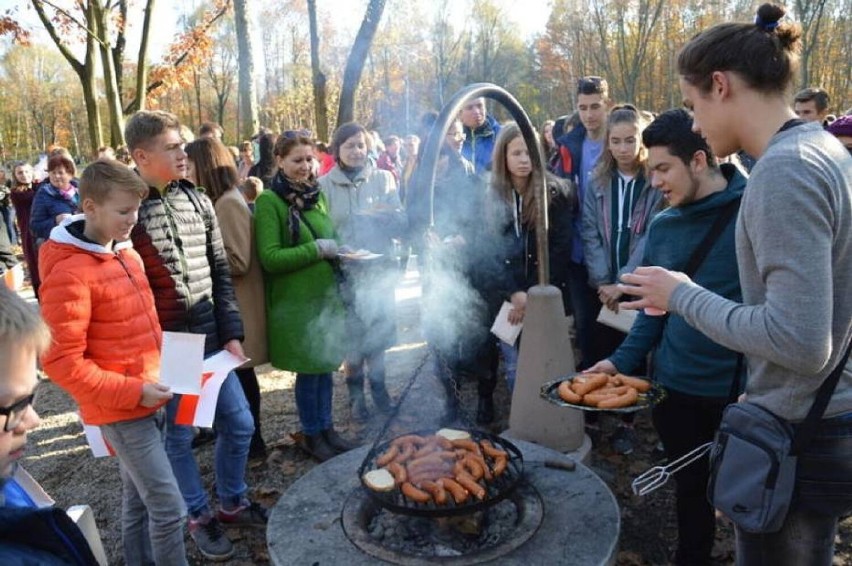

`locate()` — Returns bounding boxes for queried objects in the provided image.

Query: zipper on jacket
[116,252,163,351]
[161,195,192,307]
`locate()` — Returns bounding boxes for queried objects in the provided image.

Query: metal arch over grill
[358,430,525,518]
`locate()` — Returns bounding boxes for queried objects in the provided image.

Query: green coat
[255,190,346,373]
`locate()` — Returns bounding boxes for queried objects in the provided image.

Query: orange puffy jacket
[39,217,165,425]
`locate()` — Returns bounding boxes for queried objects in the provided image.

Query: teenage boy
[793,87,830,124]
[460,97,502,174]
[39,159,189,566]
[125,110,264,561]
[0,285,99,564]
[587,109,747,566]
[553,75,612,370]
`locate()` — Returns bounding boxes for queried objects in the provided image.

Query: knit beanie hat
[826,115,852,137]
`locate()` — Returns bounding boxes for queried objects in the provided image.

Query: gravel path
[19,263,850,565]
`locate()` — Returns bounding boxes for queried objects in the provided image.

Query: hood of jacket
[463,114,500,139]
[657,163,747,223]
[323,161,376,188]
[41,214,133,273]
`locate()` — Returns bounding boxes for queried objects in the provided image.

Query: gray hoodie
[670,122,852,421]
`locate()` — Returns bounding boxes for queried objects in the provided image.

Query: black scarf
[270,171,322,243]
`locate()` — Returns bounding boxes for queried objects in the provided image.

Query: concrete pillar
[506,284,585,452]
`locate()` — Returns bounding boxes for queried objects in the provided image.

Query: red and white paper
[81,350,248,455]
[174,350,248,428]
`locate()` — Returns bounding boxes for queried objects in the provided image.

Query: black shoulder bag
[708,339,851,533]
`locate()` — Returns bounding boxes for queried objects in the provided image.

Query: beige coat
[215,188,268,366]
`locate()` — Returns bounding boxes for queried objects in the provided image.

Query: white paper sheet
[80,417,114,458]
[160,332,206,394]
[490,301,523,346]
[596,305,638,333]
[175,350,249,428]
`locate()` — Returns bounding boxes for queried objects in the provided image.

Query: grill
[357,430,525,518]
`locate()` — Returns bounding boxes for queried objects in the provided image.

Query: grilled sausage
[571,374,609,396]
[615,374,652,393]
[558,381,583,404]
[439,478,470,504]
[420,480,448,505]
[597,386,640,409]
[456,472,486,500]
[375,445,399,467]
[401,482,431,503]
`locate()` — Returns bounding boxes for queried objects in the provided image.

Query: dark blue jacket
[551,122,588,183]
[462,115,502,175]
[0,505,98,565]
[609,164,747,397]
[30,183,79,241]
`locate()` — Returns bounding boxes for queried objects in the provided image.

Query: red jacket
[39,216,164,425]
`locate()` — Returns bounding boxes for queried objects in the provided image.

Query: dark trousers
[566,261,599,370]
[652,388,728,566]
[735,412,852,566]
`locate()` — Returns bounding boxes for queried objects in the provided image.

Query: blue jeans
[735,411,852,565]
[100,410,188,566]
[1,205,16,246]
[498,340,519,393]
[164,370,254,516]
[566,261,598,369]
[295,373,333,435]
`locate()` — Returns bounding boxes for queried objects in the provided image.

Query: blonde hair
[241,176,263,202]
[0,286,51,355]
[79,159,149,204]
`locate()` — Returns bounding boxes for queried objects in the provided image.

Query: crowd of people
[0,3,849,565]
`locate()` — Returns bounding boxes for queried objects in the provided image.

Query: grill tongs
[631,442,712,496]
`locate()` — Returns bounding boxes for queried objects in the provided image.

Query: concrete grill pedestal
[268,437,620,565]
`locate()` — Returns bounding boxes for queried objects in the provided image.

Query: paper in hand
[160,332,206,394]
[596,305,638,333]
[490,301,523,346]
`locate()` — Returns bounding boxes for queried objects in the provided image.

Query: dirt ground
[19,267,851,565]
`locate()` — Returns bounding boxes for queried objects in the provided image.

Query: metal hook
[631,442,713,496]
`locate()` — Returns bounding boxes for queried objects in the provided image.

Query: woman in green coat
[255,132,350,462]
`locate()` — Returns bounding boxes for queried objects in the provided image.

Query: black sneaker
[298,432,337,462]
[322,428,358,453]
[249,436,268,460]
[189,515,233,561]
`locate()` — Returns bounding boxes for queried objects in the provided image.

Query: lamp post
[417,83,586,454]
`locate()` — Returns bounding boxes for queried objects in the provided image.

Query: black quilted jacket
[131,179,244,355]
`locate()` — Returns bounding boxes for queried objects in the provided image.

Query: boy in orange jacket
[39,159,188,566]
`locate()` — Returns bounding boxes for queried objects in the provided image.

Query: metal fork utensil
[631,442,713,496]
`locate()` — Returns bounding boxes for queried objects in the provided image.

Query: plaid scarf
[270,171,322,243]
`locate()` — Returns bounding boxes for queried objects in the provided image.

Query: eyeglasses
[1,383,40,432]
[577,76,607,95]
[446,131,465,139]
[282,129,313,140]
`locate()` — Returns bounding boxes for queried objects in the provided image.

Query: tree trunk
[337,0,387,125]
[80,59,103,154]
[131,0,156,113]
[308,0,329,141]
[31,0,103,155]
[233,0,258,140]
[92,0,125,148]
